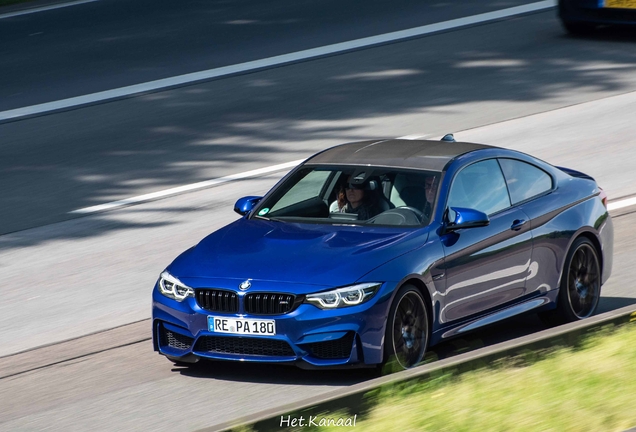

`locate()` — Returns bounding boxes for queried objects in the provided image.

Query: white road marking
[608,196,636,211]
[70,159,305,214]
[0,0,98,19]
[396,134,429,140]
[0,0,556,122]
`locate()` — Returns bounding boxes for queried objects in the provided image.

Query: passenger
[329,184,347,213]
[423,175,438,218]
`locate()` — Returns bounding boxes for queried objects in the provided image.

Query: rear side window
[499,159,552,204]
[447,159,510,216]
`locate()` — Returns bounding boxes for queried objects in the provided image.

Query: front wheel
[540,237,601,326]
[384,285,429,370]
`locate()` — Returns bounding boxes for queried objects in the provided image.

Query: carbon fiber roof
[305,139,494,171]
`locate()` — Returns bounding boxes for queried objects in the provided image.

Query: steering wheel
[398,206,425,222]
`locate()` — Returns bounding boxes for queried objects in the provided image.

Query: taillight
[599,187,608,208]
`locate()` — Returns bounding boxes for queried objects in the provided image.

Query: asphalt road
[3,4,636,234]
[0,0,535,111]
[1,1,636,431]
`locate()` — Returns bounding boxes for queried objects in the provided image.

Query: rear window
[499,159,552,204]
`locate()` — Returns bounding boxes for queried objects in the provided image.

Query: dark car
[152,138,613,370]
[559,0,636,34]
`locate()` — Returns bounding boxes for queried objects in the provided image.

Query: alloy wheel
[566,243,600,319]
[392,290,428,369]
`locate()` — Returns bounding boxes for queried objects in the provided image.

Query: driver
[343,179,384,220]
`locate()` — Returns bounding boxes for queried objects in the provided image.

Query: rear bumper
[600,213,614,285]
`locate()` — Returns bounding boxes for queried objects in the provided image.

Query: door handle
[432,273,445,281]
[510,219,527,231]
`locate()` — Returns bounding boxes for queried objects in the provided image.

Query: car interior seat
[399,185,427,211]
[367,179,394,212]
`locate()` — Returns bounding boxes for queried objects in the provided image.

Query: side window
[447,159,510,216]
[499,159,552,204]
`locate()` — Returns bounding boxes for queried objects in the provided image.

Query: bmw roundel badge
[239,280,251,291]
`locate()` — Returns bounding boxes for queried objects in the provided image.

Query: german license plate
[208,316,276,335]
[605,0,636,9]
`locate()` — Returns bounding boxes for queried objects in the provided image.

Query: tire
[562,20,595,36]
[383,284,429,370]
[540,237,601,326]
[558,0,595,36]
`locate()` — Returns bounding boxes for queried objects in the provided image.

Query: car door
[497,158,555,297]
[439,159,533,324]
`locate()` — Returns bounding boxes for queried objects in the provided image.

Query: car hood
[167,218,429,287]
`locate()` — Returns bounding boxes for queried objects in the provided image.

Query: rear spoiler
[557,166,606,208]
[556,166,595,182]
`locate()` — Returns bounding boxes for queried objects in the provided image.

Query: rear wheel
[540,237,601,326]
[383,285,429,370]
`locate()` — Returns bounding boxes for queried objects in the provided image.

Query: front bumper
[152,281,395,367]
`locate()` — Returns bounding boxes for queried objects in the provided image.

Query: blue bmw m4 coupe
[152,138,613,370]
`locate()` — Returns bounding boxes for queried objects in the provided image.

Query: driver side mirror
[234,196,262,216]
[445,207,489,231]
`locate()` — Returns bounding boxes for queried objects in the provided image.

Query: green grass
[259,323,636,432]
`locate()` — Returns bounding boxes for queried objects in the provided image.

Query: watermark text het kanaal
[280,414,357,427]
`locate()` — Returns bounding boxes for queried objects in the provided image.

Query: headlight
[158,271,194,302]
[305,283,381,309]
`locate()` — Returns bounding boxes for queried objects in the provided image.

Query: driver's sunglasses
[345,183,365,190]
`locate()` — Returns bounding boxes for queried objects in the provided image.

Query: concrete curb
[0,319,150,379]
[209,305,636,432]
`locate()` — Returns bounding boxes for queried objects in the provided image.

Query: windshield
[253,165,441,227]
